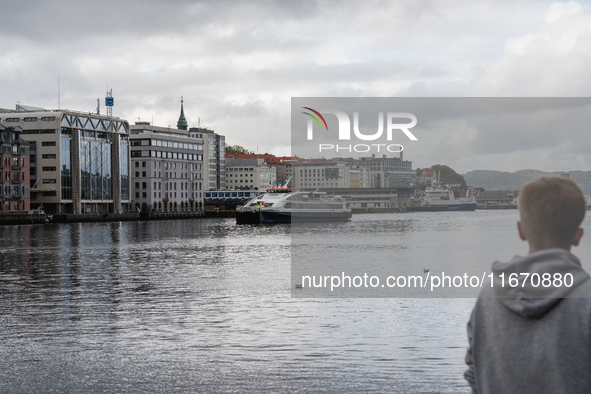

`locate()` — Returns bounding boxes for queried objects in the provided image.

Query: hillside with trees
[429,164,467,187]
[463,169,591,196]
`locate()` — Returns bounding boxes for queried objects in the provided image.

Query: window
[41,117,56,121]
[42,154,57,159]
[131,140,141,146]
[135,171,139,177]
[24,117,38,122]
[142,192,147,198]
[135,162,139,167]
[42,141,56,147]
[131,151,141,157]
[142,182,147,189]
[42,179,57,184]
[142,171,146,177]
[42,166,56,171]
[142,161,146,167]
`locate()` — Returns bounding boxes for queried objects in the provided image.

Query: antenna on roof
[58,74,60,110]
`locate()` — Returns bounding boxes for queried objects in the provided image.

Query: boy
[465,176,591,394]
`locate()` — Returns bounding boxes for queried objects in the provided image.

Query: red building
[0,125,31,212]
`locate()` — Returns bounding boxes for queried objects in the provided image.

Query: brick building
[0,125,30,212]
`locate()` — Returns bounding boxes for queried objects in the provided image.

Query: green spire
[177,96,188,130]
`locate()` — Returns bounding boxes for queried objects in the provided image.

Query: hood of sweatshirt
[491,248,590,319]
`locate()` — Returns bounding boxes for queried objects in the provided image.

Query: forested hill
[463,169,591,196]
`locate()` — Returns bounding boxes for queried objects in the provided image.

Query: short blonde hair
[518,177,586,249]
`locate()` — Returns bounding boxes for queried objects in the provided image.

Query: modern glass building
[0,105,130,214]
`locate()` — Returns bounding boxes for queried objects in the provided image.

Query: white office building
[225,158,276,190]
[129,121,204,212]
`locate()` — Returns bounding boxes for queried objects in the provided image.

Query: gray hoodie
[465,248,591,394]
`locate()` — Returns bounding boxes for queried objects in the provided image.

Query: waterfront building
[278,156,300,187]
[0,105,130,214]
[416,168,435,186]
[189,127,225,190]
[226,153,288,186]
[129,121,204,212]
[225,158,276,190]
[0,125,30,212]
[475,190,520,205]
[312,187,412,208]
[354,153,416,188]
[293,159,369,189]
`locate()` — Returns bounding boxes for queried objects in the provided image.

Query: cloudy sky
[2,0,591,173]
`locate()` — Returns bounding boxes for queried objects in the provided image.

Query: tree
[225,145,249,154]
[430,164,467,187]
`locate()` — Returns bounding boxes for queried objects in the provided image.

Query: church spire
[177,96,188,130]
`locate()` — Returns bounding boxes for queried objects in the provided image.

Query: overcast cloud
[2,0,591,173]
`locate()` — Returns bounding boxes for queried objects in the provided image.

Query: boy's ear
[572,228,584,247]
[517,221,527,241]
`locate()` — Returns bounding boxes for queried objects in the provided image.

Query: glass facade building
[60,138,71,200]
[2,108,130,214]
[120,144,129,201]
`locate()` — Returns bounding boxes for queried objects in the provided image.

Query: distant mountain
[463,170,591,196]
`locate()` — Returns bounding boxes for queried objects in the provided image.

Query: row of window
[2,157,25,167]
[2,145,27,155]
[0,201,26,211]
[204,192,256,198]
[133,171,202,180]
[299,182,341,187]
[130,150,203,160]
[134,191,202,200]
[133,161,201,171]
[134,181,203,191]
[1,185,26,196]
[227,179,256,184]
[2,171,26,181]
[1,117,55,122]
[130,139,203,150]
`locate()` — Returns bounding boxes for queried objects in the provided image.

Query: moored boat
[236,188,352,224]
[419,172,477,211]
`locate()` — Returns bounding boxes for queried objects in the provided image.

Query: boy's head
[518,176,586,251]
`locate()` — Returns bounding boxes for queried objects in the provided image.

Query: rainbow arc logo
[302,107,329,131]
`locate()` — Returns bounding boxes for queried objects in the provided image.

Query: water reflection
[0,216,509,393]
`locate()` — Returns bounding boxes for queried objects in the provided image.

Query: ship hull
[261,210,352,224]
[237,210,352,224]
[236,211,262,225]
[446,203,477,211]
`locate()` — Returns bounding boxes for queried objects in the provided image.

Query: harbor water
[2,210,591,393]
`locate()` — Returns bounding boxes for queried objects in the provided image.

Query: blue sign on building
[105,97,114,106]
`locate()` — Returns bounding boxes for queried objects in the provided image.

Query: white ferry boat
[236,188,352,224]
